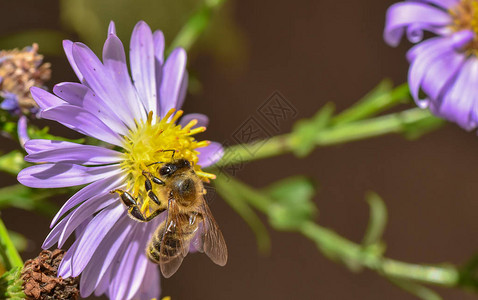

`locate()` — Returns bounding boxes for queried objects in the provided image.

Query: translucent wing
[196,198,228,266]
[159,199,191,278]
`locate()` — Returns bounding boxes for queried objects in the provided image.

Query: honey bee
[112,157,227,278]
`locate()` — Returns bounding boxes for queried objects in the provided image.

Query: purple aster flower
[17,21,224,300]
[384,0,478,129]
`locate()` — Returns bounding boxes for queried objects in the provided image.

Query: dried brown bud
[0,43,51,115]
[21,249,79,300]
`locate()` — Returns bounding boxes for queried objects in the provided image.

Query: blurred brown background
[1,0,478,299]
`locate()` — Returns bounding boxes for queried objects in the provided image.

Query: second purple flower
[385,0,478,130]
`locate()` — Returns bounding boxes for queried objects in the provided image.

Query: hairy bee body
[114,158,227,277]
[143,158,227,277]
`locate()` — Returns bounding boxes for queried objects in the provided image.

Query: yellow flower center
[450,0,478,52]
[120,109,214,209]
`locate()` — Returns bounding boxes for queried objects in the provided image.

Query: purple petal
[153,30,165,115]
[24,139,84,154]
[52,83,83,106]
[42,211,72,249]
[103,34,146,123]
[407,29,473,63]
[53,82,129,135]
[63,40,84,82]
[419,50,465,101]
[58,236,81,277]
[108,21,116,35]
[75,215,93,238]
[384,2,452,47]
[433,58,478,129]
[405,22,450,44]
[71,203,124,276]
[79,214,132,297]
[420,0,459,9]
[51,174,124,227]
[132,263,160,300]
[407,30,473,108]
[30,87,66,110]
[198,142,224,167]
[25,142,123,165]
[17,116,29,147]
[94,265,113,296]
[159,48,187,117]
[18,163,121,188]
[179,113,209,128]
[176,70,189,111]
[58,194,118,248]
[130,21,157,117]
[72,42,137,129]
[40,104,124,147]
[408,37,454,107]
[110,223,150,300]
[153,30,165,65]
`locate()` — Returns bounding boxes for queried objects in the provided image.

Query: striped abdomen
[147,212,200,264]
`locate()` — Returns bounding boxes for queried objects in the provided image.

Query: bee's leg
[110,189,151,222]
[142,171,164,206]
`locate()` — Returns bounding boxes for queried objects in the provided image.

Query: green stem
[215,108,443,168]
[381,259,458,286]
[0,219,22,270]
[168,0,227,52]
[300,221,458,286]
[216,175,460,287]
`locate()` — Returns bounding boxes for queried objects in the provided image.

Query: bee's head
[159,159,191,177]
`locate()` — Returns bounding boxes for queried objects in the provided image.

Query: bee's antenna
[147,161,164,167]
[157,149,175,160]
[148,150,176,167]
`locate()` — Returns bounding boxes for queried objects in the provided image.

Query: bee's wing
[159,199,190,278]
[195,198,228,266]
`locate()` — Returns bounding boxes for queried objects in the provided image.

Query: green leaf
[362,192,387,247]
[263,176,318,231]
[291,103,334,157]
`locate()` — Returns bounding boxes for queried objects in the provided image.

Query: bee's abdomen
[147,219,198,263]
[147,225,164,263]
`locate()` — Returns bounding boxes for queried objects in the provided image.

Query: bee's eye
[160,166,171,176]
[183,160,190,167]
